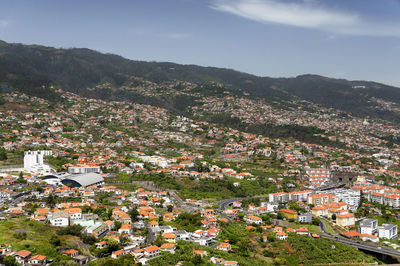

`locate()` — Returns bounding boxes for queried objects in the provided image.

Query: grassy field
[0,218,77,260]
[0,152,23,167]
[320,218,336,234]
[373,215,400,227]
[243,158,284,178]
[108,183,139,192]
[114,172,277,201]
[288,234,378,265]
[283,221,321,233]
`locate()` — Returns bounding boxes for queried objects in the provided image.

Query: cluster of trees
[90,239,121,258]
[46,156,72,171]
[149,240,263,266]
[218,223,253,257]
[89,254,136,265]
[205,112,345,148]
[128,172,273,200]
[13,232,27,240]
[0,147,8,161]
[172,213,202,232]
[57,224,96,245]
[0,256,17,266]
[288,234,375,265]
[190,83,242,97]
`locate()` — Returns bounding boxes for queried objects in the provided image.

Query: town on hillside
[0,88,400,265]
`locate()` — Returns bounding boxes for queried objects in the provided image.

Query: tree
[17,172,26,184]
[238,238,251,256]
[128,208,139,222]
[191,255,204,264]
[167,205,174,212]
[45,193,57,208]
[81,205,92,213]
[81,234,96,245]
[261,215,271,224]
[13,232,27,240]
[263,250,274,257]
[288,201,306,213]
[0,148,7,161]
[106,239,121,253]
[2,256,17,266]
[312,217,320,226]
[267,232,276,242]
[53,260,79,266]
[175,213,202,232]
[153,235,163,246]
[113,221,122,231]
[332,214,336,221]
[57,224,83,237]
[50,235,61,246]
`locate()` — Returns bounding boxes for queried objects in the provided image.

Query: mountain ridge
[0,40,400,122]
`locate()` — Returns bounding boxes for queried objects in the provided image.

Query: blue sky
[0,0,399,86]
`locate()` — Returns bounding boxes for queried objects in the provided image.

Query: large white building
[288,190,313,202]
[138,155,172,168]
[329,189,361,210]
[43,172,104,188]
[68,165,101,174]
[358,218,378,235]
[378,224,398,239]
[24,150,53,175]
[269,192,289,203]
[50,211,70,227]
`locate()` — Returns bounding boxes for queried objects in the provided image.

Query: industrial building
[43,172,104,187]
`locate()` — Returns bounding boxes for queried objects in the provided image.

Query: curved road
[320,233,400,258]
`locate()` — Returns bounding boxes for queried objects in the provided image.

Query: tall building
[24,150,53,174]
[358,218,378,235]
[378,224,398,239]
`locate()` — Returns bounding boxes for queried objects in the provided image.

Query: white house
[160,243,176,254]
[50,211,69,227]
[269,192,289,203]
[192,237,213,246]
[245,215,262,225]
[65,208,82,220]
[27,254,47,266]
[378,224,398,239]
[261,202,278,212]
[176,230,191,241]
[361,234,379,243]
[144,246,160,258]
[358,219,378,235]
[276,232,288,240]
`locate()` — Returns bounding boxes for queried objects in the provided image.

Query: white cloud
[211,0,400,37]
